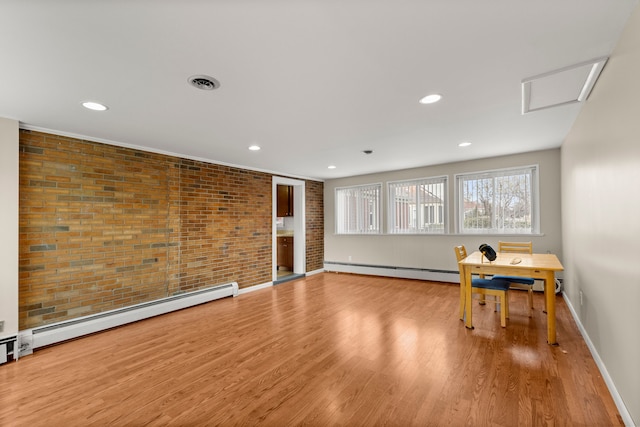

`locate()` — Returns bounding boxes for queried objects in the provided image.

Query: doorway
[272,177,305,283]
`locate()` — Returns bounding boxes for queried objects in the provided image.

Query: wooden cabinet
[277,185,294,217]
[277,236,293,270]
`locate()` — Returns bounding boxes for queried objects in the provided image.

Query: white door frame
[272,177,305,281]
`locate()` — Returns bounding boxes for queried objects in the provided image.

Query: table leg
[545,271,557,345]
[464,267,473,329]
[459,272,465,320]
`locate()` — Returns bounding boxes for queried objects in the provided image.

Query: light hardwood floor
[1,273,622,426]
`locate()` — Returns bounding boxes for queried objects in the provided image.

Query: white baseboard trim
[305,268,324,276]
[324,262,458,283]
[237,281,273,295]
[562,293,634,427]
[237,269,325,295]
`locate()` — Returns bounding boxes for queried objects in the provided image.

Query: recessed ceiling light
[328,165,337,169]
[419,94,442,104]
[248,145,261,151]
[458,141,472,147]
[82,101,108,111]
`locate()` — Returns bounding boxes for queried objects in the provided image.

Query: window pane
[335,184,381,234]
[457,166,537,234]
[388,176,447,234]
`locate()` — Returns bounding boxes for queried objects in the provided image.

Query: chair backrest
[453,245,467,262]
[498,241,532,254]
[453,246,467,287]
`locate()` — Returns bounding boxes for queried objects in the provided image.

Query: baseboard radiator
[324,261,459,283]
[323,262,559,292]
[0,336,17,364]
[18,282,238,358]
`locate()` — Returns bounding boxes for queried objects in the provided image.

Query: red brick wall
[305,180,324,272]
[174,160,273,293]
[19,130,323,329]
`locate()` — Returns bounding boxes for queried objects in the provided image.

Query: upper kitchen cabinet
[277,185,294,217]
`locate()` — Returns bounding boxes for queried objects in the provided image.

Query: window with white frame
[335,183,382,234]
[388,176,447,233]
[456,165,539,234]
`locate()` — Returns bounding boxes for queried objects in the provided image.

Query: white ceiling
[0,1,637,180]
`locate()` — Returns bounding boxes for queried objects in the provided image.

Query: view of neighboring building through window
[335,183,381,234]
[388,176,447,233]
[456,165,539,234]
[334,165,538,235]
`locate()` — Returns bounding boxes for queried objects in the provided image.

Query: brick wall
[18,130,324,330]
[305,180,324,272]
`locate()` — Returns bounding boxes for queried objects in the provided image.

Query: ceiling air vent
[188,75,220,91]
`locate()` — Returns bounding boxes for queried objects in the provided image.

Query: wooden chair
[492,241,536,317]
[498,241,533,254]
[454,245,511,327]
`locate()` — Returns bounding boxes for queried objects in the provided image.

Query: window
[388,176,447,233]
[456,165,539,234]
[335,183,381,234]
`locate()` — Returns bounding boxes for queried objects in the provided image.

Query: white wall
[562,4,640,425]
[324,148,562,276]
[0,117,19,338]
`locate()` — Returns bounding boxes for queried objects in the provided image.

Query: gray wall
[324,148,562,276]
[0,117,19,338]
[562,4,640,424]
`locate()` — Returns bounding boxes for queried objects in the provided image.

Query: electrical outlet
[580,290,583,306]
[0,320,4,333]
[348,255,352,262]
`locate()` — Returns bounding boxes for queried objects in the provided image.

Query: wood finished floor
[1,273,622,426]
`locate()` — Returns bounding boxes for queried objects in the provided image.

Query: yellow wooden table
[459,251,564,344]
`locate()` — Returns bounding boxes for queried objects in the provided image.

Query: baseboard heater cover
[324,262,556,292]
[19,282,238,357]
[0,336,17,364]
[324,261,458,282]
